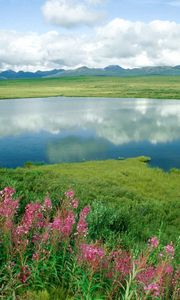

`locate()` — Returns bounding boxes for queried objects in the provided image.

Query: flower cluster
[0,187,179,300]
[0,187,19,230]
[76,206,90,237]
[80,243,105,270]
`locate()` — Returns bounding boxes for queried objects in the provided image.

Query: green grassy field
[0,76,180,99]
[1,157,180,247]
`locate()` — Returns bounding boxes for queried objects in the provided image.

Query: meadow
[0,158,180,299]
[0,76,180,99]
[0,76,180,299]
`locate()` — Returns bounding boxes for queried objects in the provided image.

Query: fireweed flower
[80,244,105,270]
[76,206,90,237]
[112,251,132,280]
[51,217,63,230]
[80,206,91,218]
[0,188,18,219]
[165,243,175,257]
[148,236,159,249]
[165,264,174,274]
[137,266,156,286]
[3,187,16,197]
[0,187,19,230]
[51,211,75,237]
[144,283,160,297]
[64,190,75,199]
[77,217,88,236]
[61,211,75,237]
[71,199,79,209]
[43,197,52,210]
[13,202,44,243]
[22,202,42,230]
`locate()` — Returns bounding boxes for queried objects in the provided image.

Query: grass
[0,76,180,99]
[0,157,180,246]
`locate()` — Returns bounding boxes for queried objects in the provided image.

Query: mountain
[0,69,64,80]
[1,65,180,80]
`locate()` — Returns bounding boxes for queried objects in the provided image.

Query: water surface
[0,97,180,170]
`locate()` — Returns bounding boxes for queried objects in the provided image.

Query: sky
[0,0,180,71]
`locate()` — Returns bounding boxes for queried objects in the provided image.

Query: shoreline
[0,95,180,101]
[1,157,180,172]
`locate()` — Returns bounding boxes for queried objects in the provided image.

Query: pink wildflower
[77,217,88,236]
[61,211,75,236]
[80,243,105,270]
[137,266,156,285]
[51,217,63,230]
[165,264,174,274]
[148,236,159,249]
[71,199,79,209]
[32,234,41,243]
[3,187,16,196]
[43,197,52,210]
[22,202,42,230]
[113,251,132,280]
[80,206,91,218]
[165,243,175,257]
[65,190,75,199]
[0,191,19,219]
[144,283,160,297]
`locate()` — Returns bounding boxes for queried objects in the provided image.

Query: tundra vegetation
[0,76,180,100]
[0,158,180,299]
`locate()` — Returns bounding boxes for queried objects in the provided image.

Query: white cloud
[90,19,180,68]
[0,30,86,71]
[0,18,180,71]
[42,0,105,28]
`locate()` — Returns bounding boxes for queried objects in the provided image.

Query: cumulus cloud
[42,0,105,28]
[0,30,86,71]
[92,18,180,67]
[0,18,180,71]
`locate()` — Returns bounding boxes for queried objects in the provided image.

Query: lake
[0,97,180,170]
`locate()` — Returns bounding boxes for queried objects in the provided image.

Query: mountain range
[1,65,180,80]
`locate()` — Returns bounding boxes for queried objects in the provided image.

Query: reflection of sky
[0,97,180,144]
[0,97,180,169]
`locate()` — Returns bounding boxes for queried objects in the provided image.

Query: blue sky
[0,0,180,70]
[0,0,180,31]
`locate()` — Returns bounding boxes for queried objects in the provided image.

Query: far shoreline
[0,76,180,100]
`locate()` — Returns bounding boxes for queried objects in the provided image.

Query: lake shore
[0,75,180,100]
